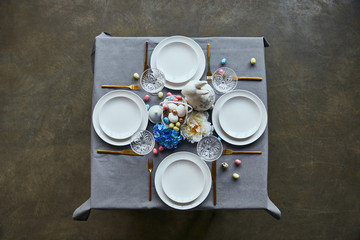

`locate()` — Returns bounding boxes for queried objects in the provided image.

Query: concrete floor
[1,0,359,239]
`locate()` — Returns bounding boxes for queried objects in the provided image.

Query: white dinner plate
[99,96,142,139]
[161,159,205,204]
[151,36,206,90]
[212,90,268,146]
[92,90,148,146]
[218,95,262,139]
[155,152,212,210]
[156,41,198,84]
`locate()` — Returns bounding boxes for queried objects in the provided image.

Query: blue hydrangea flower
[153,123,182,149]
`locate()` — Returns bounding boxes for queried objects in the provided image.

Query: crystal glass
[140,68,165,94]
[130,130,155,155]
[196,135,223,162]
[212,67,237,94]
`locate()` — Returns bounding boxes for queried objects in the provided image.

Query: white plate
[161,159,205,204]
[155,152,212,210]
[212,90,268,146]
[92,90,148,146]
[151,36,206,90]
[218,95,262,139]
[156,41,198,84]
[99,96,142,139]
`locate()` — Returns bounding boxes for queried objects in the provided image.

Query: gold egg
[172,109,177,114]
[179,117,184,123]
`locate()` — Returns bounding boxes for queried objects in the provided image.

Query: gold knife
[212,160,217,206]
[97,149,140,155]
[144,41,149,71]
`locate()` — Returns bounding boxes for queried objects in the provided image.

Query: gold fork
[206,43,212,81]
[148,158,153,201]
[222,149,262,155]
[101,84,141,90]
[97,149,140,155]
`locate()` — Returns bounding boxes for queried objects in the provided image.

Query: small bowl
[130,130,155,155]
[140,68,166,94]
[196,135,223,162]
[212,67,237,94]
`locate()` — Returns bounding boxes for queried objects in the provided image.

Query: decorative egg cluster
[221,158,242,180]
[162,93,188,131]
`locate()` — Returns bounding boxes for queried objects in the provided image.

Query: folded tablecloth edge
[266,197,281,219]
[72,198,91,221]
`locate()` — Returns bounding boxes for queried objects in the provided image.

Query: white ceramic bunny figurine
[181,80,216,111]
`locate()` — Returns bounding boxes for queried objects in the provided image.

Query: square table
[73,33,281,220]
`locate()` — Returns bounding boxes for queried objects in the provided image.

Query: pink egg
[159,146,164,151]
[218,69,225,75]
[166,92,172,96]
[163,104,169,110]
[144,95,150,101]
[235,159,241,165]
[175,95,182,100]
[152,148,158,155]
[172,98,178,102]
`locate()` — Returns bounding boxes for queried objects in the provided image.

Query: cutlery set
[98,41,263,205]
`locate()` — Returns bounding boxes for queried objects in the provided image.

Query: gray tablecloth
[73,33,281,220]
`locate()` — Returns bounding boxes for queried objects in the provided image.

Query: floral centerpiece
[153,123,182,149]
[180,111,213,143]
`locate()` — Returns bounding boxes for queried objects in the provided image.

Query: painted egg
[235,159,242,166]
[221,58,226,65]
[158,92,164,99]
[164,117,170,124]
[163,104,169,111]
[133,73,140,79]
[176,105,186,117]
[159,146,164,151]
[173,126,179,131]
[144,95,150,101]
[222,162,229,169]
[251,58,256,64]
[152,148,158,155]
[168,112,179,123]
[169,123,175,128]
[233,173,240,179]
[166,92,172,96]
[168,103,177,111]
[175,95,182,100]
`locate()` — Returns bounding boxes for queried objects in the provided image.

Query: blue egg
[168,96,175,101]
[164,117,170,123]
[221,58,226,65]
[146,104,150,110]
[217,136,222,142]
